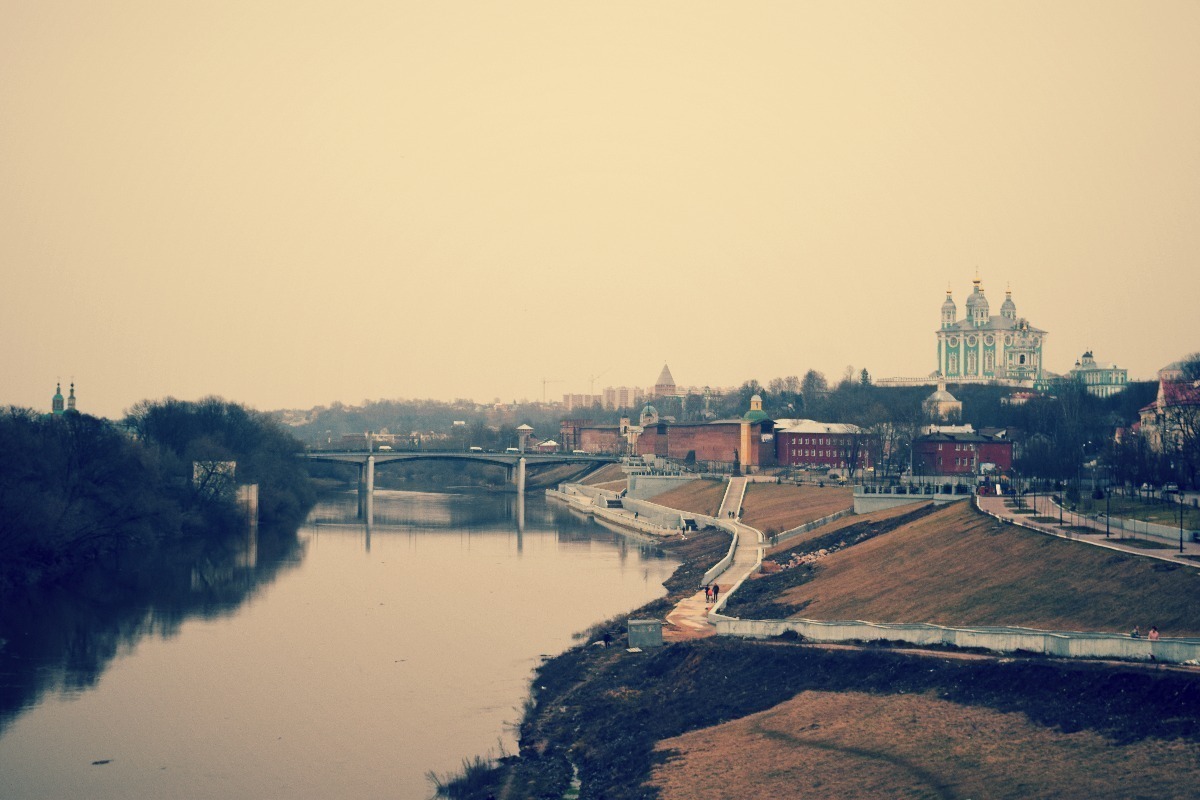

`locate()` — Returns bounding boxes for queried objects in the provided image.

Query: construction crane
[588,367,611,397]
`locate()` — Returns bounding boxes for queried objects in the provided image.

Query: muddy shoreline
[438,525,1200,799]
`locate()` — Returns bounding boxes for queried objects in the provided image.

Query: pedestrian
[1130,626,1141,638]
[711,583,720,604]
[704,585,712,603]
[1148,626,1160,641]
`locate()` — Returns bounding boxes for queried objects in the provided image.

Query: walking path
[976,494,1200,566]
[665,477,766,640]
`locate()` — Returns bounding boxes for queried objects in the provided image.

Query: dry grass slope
[741,483,853,533]
[651,689,1200,800]
[578,462,627,488]
[649,479,727,517]
[775,501,1200,635]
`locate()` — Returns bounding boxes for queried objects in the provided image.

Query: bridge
[302,449,619,517]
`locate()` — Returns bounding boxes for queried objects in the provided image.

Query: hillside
[740,483,852,534]
[647,478,728,517]
[738,501,1200,636]
[578,462,628,490]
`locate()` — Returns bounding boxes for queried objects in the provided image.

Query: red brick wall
[634,422,775,466]
[578,427,624,454]
[635,425,667,458]
[979,440,1013,471]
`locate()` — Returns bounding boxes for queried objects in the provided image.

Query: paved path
[665,477,766,640]
[977,494,1200,566]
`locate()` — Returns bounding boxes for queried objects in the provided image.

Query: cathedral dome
[1000,289,1016,320]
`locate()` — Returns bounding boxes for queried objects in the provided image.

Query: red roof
[1161,380,1200,407]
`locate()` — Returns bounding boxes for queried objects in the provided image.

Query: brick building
[912,431,1013,477]
[773,419,879,473]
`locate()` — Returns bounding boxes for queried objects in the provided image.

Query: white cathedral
[935,277,1047,385]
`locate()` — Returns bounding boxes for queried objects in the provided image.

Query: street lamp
[1105,486,1111,538]
[1180,489,1186,553]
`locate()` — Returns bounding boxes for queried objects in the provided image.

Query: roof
[1161,380,1200,407]
[917,431,1010,445]
[938,316,1046,334]
[655,364,675,387]
[774,419,863,435]
[925,387,959,402]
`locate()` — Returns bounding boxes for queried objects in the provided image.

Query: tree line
[0,398,314,594]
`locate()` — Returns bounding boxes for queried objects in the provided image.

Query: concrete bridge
[302,449,618,517]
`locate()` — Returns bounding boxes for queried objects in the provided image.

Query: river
[0,489,677,799]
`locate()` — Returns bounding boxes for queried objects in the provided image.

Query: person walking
[711,583,720,604]
[1148,626,1160,641]
[704,585,712,604]
[1130,626,1141,638]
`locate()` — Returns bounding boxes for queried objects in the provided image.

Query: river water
[0,490,677,799]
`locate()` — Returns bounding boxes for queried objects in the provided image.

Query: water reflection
[0,521,304,736]
[0,490,675,800]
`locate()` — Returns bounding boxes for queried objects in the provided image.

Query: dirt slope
[740,483,853,533]
[649,479,727,517]
[651,687,1200,800]
[762,501,1200,635]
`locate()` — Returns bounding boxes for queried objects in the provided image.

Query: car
[377,445,393,451]
[468,446,483,452]
[572,449,586,454]
[505,447,519,453]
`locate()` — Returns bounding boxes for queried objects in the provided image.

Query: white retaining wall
[709,615,1200,665]
[771,509,854,546]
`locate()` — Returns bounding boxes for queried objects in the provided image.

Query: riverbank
[439,496,1200,799]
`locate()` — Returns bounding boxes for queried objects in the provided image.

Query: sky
[3,2,1199,419]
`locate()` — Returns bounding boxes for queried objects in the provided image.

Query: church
[936,277,1047,384]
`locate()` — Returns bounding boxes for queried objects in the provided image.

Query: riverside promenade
[664,476,767,640]
[976,493,1200,566]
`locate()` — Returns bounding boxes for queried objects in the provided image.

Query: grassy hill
[647,478,728,517]
[740,483,852,534]
[737,501,1200,636]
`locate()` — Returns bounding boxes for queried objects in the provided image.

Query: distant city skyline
[3,3,1198,418]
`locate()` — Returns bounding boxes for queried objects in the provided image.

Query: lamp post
[1180,489,1186,554]
[1105,486,1111,538]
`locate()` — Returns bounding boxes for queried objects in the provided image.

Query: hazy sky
[4,2,1199,418]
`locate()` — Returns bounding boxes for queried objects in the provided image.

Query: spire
[654,364,676,396]
[52,381,65,415]
[67,382,76,412]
